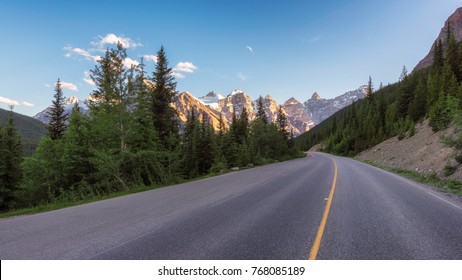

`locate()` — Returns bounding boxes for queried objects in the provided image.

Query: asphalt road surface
[1,152,461,259]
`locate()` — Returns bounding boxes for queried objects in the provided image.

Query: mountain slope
[175,91,228,131]
[0,108,46,155]
[414,7,462,71]
[355,120,460,180]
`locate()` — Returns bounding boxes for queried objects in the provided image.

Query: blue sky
[0,0,460,116]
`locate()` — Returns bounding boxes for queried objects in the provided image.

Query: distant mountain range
[0,108,46,155]
[34,86,366,136]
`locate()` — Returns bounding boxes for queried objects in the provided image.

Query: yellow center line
[308,159,338,260]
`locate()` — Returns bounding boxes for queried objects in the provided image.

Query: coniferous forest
[297,25,462,158]
[0,43,300,212]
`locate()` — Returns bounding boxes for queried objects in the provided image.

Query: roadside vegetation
[362,160,462,195]
[0,44,301,214]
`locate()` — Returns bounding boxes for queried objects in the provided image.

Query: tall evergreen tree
[47,79,68,140]
[433,39,444,70]
[0,107,22,210]
[256,95,268,124]
[150,46,179,148]
[236,107,249,144]
[197,114,215,175]
[90,42,134,151]
[366,76,374,98]
[398,67,413,118]
[276,106,289,140]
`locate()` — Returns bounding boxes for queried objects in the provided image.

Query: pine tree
[408,78,427,121]
[150,46,179,148]
[90,42,134,151]
[276,106,289,140]
[47,79,68,140]
[62,103,94,189]
[366,76,374,98]
[429,93,451,132]
[182,110,199,178]
[398,67,413,118]
[0,107,22,210]
[197,113,215,175]
[433,39,444,70]
[236,106,249,144]
[256,95,268,124]
[446,31,460,78]
[130,59,158,152]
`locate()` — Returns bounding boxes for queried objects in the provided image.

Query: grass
[0,152,307,219]
[362,160,462,196]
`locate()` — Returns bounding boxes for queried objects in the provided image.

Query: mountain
[34,87,367,137]
[282,97,313,135]
[258,94,284,124]
[304,86,367,125]
[34,96,90,124]
[174,91,228,131]
[0,108,46,155]
[414,7,462,71]
[197,91,225,110]
[217,88,256,121]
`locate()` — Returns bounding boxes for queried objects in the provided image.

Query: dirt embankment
[356,120,462,180]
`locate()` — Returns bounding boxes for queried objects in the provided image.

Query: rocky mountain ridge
[414,7,462,71]
[34,86,367,136]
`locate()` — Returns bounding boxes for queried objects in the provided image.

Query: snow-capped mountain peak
[198,91,225,109]
[229,88,245,96]
[64,96,80,106]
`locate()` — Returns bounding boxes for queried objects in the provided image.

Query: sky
[0,0,461,116]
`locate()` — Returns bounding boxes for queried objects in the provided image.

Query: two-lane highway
[0,152,461,259]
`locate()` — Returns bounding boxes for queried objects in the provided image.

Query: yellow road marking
[308,159,338,260]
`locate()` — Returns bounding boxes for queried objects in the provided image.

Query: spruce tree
[256,95,268,124]
[182,110,199,178]
[90,42,134,151]
[150,46,179,148]
[236,106,249,144]
[197,114,215,175]
[0,107,22,210]
[398,67,413,118]
[433,39,444,70]
[276,106,289,140]
[47,79,68,140]
[366,76,374,98]
[62,103,93,189]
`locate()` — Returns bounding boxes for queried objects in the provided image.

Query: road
[0,152,461,259]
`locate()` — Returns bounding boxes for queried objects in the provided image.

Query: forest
[296,25,462,161]
[0,43,300,212]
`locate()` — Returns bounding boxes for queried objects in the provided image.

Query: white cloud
[0,96,20,106]
[71,47,91,57]
[64,46,100,62]
[92,34,143,50]
[171,71,185,79]
[44,83,51,88]
[123,57,139,69]
[245,46,253,54]
[237,72,248,81]
[174,62,198,73]
[83,71,96,86]
[21,101,34,107]
[59,81,79,92]
[143,54,158,63]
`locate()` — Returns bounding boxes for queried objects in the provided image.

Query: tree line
[0,43,300,211]
[297,24,462,157]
